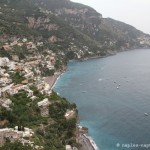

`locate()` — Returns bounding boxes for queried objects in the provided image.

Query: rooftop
[38,98,50,107]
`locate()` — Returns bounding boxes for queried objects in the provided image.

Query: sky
[71,0,150,34]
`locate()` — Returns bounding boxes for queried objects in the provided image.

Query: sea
[54,49,150,150]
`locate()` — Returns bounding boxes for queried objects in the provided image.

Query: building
[0,57,9,67]
[66,145,72,150]
[0,127,34,146]
[7,84,29,95]
[0,98,12,110]
[37,98,50,117]
[0,128,23,145]
[65,109,75,119]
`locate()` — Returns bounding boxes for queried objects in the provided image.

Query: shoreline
[45,66,100,150]
[78,133,99,150]
[44,69,66,91]
[45,72,100,150]
[44,48,150,150]
[77,48,150,62]
[45,59,103,150]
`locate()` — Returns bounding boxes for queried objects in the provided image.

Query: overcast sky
[71,0,150,34]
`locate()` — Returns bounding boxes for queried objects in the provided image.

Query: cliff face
[27,17,59,31]
[33,0,150,50]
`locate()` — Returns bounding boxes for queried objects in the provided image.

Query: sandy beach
[44,72,62,90]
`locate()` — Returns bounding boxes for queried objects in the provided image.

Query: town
[0,38,77,150]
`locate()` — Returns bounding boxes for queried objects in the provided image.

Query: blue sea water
[54,49,150,150]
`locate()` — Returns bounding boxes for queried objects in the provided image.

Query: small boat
[144,113,148,116]
[82,91,86,93]
[117,87,119,89]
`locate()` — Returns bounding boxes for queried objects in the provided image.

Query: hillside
[0,0,104,60]
[0,0,150,61]
[34,0,150,51]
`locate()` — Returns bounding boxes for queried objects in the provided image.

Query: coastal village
[0,37,98,150]
[0,37,80,150]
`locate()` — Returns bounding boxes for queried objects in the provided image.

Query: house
[22,38,27,43]
[0,128,23,145]
[27,90,33,97]
[21,80,28,84]
[37,98,50,117]
[8,84,28,95]
[14,126,34,137]
[37,42,43,46]
[0,98,12,110]
[0,57,9,67]
[44,82,51,94]
[24,72,34,79]
[31,96,37,101]
[65,109,75,119]
[66,145,72,150]
[0,127,34,146]
[0,77,12,86]
[36,83,43,90]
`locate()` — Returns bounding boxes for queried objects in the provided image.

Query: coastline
[45,67,100,150]
[45,48,150,150]
[78,133,99,150]
[44,69,66,91]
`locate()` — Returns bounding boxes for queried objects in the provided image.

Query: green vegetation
[0,141,32,150]
[0,88,77,149]
[10,71,25,84]
[0,47,12,59]
[13,45,29,59]
[0,90,41,128]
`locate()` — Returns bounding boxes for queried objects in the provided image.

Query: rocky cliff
[34,0,150,50]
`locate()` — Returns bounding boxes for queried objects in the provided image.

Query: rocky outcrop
[34,0,150,50]
[27,17,59,31]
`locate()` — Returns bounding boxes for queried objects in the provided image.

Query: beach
[44,72,63,90]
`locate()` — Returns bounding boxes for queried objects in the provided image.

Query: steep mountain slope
[0,0,104,59]
[0,0,150,60]
[34,0,150,50]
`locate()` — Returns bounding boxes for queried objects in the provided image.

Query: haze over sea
[54,49,150,150]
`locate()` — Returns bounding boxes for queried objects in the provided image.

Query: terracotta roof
[10,84,23,90]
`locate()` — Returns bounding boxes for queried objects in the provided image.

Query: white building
[38,98,50,117]
[0,57,9,67]
[66,145,72,150]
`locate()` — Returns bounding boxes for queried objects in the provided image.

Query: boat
[144,113,148,116]
[82,91,86,93]
[117,87,119,89]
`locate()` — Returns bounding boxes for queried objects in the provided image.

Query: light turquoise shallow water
[54,49,150,150]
